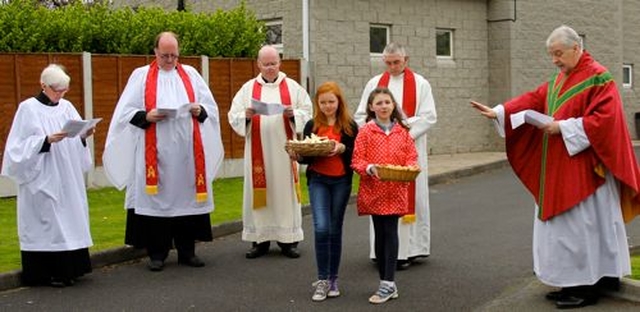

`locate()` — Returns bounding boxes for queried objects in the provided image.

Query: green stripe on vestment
[537,71,613,219]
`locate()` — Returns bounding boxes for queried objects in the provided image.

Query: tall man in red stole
[103,32,224,272]
[471,25,640,309]
[228,45,313,259]
[355,42,438,270]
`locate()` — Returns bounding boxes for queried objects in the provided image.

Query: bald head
[258,45,279,61]
[154,32,180,71]
[257,45,281,82]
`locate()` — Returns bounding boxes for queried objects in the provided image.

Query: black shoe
[148,259,164,272]
[408,255,429,262]
[179,256,205,267]
[281,247,300,258]
[545,290,565,301]
[596,276,620,292]
[246,246,268,259]
[396,260,411,271]
[49,278,66,288]
[555,295,598,309]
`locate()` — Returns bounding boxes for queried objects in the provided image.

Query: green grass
[632,255,640,280]
[0,174,342,273]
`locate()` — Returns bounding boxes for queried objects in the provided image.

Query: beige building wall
[623,0,640,138]
[111,0,640,155]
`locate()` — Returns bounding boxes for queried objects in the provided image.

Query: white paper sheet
[251,98,285,115]
[62,118,102,137]
[157,103,193,119]
[510,110,554,129]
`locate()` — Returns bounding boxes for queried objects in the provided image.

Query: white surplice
[228,72,312,243]
[1,98,93,251]
[355,71,437,260]
[493,105,630,287]
[102,64,223,217]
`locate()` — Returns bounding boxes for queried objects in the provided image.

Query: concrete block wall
[623,0,640,138]
[309,0,494,154]
[504,0,638,137]
[110,0,639,152]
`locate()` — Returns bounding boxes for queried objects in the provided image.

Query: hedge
[0,0,265,57]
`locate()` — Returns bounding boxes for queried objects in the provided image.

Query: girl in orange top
[287,81,358,302]
[351,87,418,304]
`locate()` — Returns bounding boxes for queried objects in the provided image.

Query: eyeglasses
[159,53,179,60]
[47,85,69,93]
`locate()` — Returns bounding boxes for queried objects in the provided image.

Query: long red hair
[312,81,355,137]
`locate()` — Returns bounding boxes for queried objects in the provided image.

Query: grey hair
[546,25,583,51]
[40,64,70,89]
[383,42,407,57]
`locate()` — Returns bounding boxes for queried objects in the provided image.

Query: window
[370,25,389,55]
[436,29,453,58]
[623,64,633,88]
[264,19,283,54]
[579,34,587,50]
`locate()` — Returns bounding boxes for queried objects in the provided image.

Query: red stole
[250,78,301,209]
[378,68,418,223]
[144,60,207,202]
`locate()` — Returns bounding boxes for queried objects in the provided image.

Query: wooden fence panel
[0,53,301,168]
[209,59,232,159]
[0,55,17,156]
[50,54,84,115]
[228,59,259,159]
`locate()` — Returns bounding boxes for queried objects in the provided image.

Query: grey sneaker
[312,280,330,302]
[368,283,398,304]
[328,278,340,298]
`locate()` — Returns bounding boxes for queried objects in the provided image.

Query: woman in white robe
[1,64,94,287]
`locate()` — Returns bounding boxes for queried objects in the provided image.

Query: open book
[62,118,102,138]
[157,103,193,119]
[251,98,285,115]
[510,110,554,129]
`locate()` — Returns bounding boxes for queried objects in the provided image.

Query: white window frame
[370,24,390,56]
[623,64,633,88]
[436,28,453,59]
[264,19,283,55]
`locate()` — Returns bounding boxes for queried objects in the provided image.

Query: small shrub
[0,0,265,57]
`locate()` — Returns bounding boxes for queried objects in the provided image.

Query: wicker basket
[376,165,421,182]
[285,140,335,157]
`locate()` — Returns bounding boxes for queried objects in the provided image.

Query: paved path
[1,152,640,311]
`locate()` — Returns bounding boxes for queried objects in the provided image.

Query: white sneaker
[312,280,330,302]
[328,278,340,298]
[368,283,398,304]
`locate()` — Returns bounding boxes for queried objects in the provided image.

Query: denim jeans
[308,171,352,280]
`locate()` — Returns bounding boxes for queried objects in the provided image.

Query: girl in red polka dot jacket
[351,87,418,304]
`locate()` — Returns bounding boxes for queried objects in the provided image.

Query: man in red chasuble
[471,25,640,309]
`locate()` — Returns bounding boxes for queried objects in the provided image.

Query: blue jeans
[308,172,352,280]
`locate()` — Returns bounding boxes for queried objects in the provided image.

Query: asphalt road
[1,167,640,311]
